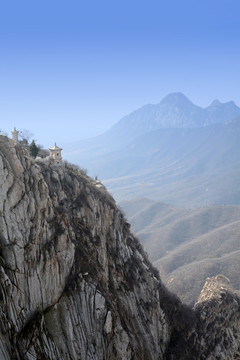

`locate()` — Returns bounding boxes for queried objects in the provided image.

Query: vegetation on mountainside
[121,198,240,305]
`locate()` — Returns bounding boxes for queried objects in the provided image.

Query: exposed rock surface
[194,275,240,360]
[0,135,239,359]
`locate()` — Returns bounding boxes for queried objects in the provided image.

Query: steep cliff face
[0,136,175,359]
[0,135,239,359]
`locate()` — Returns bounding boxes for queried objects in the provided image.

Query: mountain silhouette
[65,93,240,206]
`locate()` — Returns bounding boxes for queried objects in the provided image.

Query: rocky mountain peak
[159,92,195,107]
[102,93,240,146]
[196,274,233,303]
[194,275,240,359]
[209,99,222,107]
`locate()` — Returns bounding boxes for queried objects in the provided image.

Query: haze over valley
[65,92,240,207]
[121,198,240,305]
[63,92,240,305]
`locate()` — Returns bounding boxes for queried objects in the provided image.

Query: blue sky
[0,0,239,147]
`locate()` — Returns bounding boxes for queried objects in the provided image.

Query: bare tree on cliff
[19,129,34,146]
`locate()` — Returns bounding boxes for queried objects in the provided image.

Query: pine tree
[29,140,39,158]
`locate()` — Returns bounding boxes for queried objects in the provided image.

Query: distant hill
[121,198,240,305]
[65,93,240,207]
[105,92,240,141]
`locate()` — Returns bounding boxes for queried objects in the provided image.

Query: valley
[120,198,240,305]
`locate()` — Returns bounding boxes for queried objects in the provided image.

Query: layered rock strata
[0,135,239,359]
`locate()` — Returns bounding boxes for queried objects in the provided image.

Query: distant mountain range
[105,92,240,141]
[120,198,240,305]
[65,92,240,207]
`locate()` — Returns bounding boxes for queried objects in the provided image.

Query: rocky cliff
[0,135,239,359]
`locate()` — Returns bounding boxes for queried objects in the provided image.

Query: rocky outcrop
[194,275,240,360]
[0,135,239,359]
[165,275,240,359]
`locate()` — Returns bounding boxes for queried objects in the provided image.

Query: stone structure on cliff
[0,134,239,359]
[49,142,63,165]
[11,127,19,144]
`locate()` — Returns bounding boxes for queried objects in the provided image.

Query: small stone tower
[49,143,62,165]
[11,127,19,144]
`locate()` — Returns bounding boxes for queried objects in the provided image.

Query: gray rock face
[194,275,240,360]
[0,135,239,359]
[0,136,171,359]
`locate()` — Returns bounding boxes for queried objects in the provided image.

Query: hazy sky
[0,0,239,147]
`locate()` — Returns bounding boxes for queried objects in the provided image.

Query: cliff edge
[0,135,239,359]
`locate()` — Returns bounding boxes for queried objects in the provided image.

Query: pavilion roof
[49,143,62,151]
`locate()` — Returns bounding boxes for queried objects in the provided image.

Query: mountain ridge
[121,197,240,304]
[65,92,240,155]
[103,92,240,141]
[97,119,240,206]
